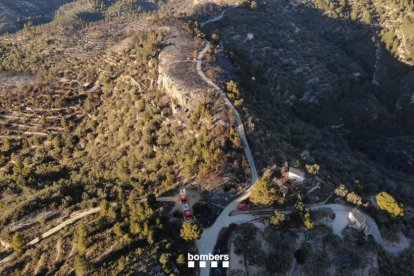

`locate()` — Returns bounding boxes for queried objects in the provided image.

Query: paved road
[196,10,260,276]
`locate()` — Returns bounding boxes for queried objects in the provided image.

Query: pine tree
[250,176,284,206]
[176,254,185,265]
[3,137,11,151]
[346,192,362,205]
[76,222,88,253]
[11,232,26,256]
[334,184,348,197]
[180,222,202,241]
[159,253,170,266]
[270,211,286,226]
[74,254,90,276]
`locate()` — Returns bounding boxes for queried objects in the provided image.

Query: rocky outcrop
[0,239,11,250]
[157,25,208,111]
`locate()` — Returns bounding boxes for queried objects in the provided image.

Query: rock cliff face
[157,25,208,111]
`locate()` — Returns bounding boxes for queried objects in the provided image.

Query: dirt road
[0,196,177,266]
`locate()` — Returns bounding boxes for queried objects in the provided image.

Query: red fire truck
[179,187,188,204]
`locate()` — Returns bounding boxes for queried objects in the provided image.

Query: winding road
[196,10,260,276]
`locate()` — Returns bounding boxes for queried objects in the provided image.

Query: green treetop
[11,232,27,256]
[269,211,286,226]
[250,176,284,206]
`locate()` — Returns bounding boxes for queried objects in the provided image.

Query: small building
[348,208,366,230]
[288,167,305,184]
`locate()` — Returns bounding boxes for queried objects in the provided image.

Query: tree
[346,192,362,206]
[113,222,123,237]
[351,8,358,20]
[180,221,202,241]
[146,193,157,210]
[11,232,26,256]
[147,230,155,245]
[251,1,258,9]
[305,164,320,174]
[376,192,404,218]
[303,213,314,230]
[250,176,284,206]
[159,253,170,266]
[74,254,90,276]
[295,196,313,230]
[233,223,256,255]
[226,80,240,95]
[295,247,307,264]
[182,156,196,181]
[99,199,110,218]
[363,10,372,24]
[13,269,24,276]
[176,254,185,265]
[270,211,286,226]
[3,137,11,151]
[76,222,89,253]
[211,33,220,42]
[335,184,348,197]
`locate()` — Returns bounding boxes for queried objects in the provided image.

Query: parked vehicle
[179,186,188,203]
[184,210,193,220]
[181,203,193,219]
[180,193,188,203]
[237,203,250,211]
